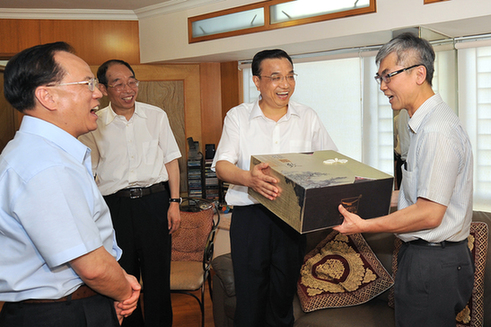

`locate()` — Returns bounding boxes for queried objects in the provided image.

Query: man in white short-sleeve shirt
[79,59,181,327]
[213,49,337,327]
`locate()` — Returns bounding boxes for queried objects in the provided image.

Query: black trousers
[104,187,172,327]
[0,294,119,327]
[230,205,306,327]
[395,240,474,327]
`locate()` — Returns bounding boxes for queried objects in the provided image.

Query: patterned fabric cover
[297,231,394,312]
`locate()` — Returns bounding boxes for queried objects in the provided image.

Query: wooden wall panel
[220,61,240,121]
[0,19,139,64]
[200,63,222,149]
[40,20,140,65]
[0,19,40,59]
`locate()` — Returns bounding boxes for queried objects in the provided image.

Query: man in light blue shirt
[0,42,141,327]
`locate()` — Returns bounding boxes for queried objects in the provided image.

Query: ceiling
[3,0,491,64]
[0,0,172,11]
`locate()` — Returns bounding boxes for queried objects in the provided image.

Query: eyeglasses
[259,73,297,84]
[374,64,423,84]
[107,79,140,92]
[46,78,99,92]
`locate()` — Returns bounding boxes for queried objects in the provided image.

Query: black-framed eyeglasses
[107,79,140,92]
[374,64,423,85]
[46,78,99,92]
[259,73,297,84]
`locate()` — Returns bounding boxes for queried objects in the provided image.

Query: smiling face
[253,57,295,117]
[377,52,420,114]
[51,51,102,137]
[100,63,138,116]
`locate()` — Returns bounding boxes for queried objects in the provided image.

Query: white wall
[139,0,491,63]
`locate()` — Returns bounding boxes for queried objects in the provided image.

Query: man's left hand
[168,203,181,234]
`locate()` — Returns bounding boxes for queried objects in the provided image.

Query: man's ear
[34,86,57,111]
[98,84,109,97]
[252,75,261,91]
[415,65,427,85]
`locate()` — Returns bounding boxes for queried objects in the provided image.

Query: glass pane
[192,8,264,38]
[270,0,370,24]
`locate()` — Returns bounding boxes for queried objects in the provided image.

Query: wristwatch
[169,197,182,204]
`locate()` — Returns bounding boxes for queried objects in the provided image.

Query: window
[242,54,394,176]
[459,46,491,211]
[189,0,376,43]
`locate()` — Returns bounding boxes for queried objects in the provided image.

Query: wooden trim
[188,0,376,43]
[188,1,267,43]
[424,0,450,3]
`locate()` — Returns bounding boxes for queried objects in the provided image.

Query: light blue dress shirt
[0,116,121,301]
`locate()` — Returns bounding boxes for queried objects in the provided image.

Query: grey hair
[375,32,435,86]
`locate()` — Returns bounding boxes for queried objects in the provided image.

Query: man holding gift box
[335,32,474,327]
[213,49,337,327]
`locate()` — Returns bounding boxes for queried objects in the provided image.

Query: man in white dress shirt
[79,59,181,327]
[213,49,337,327]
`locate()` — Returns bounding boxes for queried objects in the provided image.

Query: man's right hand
[249,162,279,200]
[114,272,141,323]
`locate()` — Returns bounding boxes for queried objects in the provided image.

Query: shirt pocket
[401,167,417,204]
[142,140,159,165]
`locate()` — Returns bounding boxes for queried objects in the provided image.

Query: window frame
[188,0,376,43]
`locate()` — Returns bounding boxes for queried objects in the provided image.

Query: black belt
[115,182,167,199]
[408,238,467,248]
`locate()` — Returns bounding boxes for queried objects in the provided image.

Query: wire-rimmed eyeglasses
[107,79,140,92]
[259,73,297,84]
[46,78,99,92]
[374,64,423,84]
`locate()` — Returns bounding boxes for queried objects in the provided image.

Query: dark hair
[251,49,294,77]
[4,41,73,112]
[97,59,136,86]
[376,32,435,86]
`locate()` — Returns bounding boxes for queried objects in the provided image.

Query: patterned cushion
[171,207,213,261]
[297,231,394,312]
[388,222,488,327]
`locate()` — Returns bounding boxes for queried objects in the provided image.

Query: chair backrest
[172,198,218,262]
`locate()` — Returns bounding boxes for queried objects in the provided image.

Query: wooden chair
[170,197,220,326]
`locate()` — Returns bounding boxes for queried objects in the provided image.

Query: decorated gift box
[248,150,393,234]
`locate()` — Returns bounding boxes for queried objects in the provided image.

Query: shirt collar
[408,94,442,134]
[20,115,89,165]
[249,97,300,121]
[102,101,147,125]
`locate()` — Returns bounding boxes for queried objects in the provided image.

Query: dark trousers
[395,241,474,327]
[104,188,172,327]
[230,205,306,327]
[0,294,119,327]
